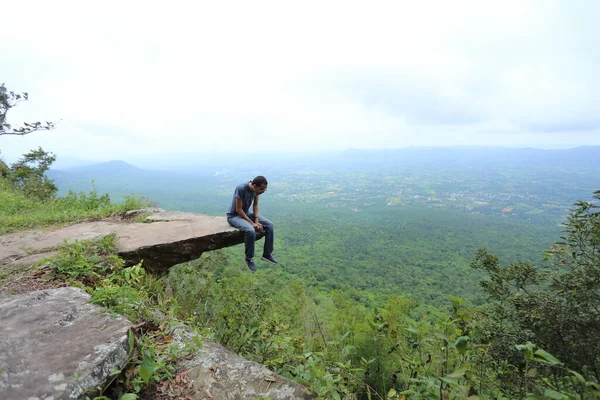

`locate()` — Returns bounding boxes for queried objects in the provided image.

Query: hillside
[3,146,600,398]
[44,146,600,310]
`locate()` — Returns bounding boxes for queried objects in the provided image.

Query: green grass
[0,177,153,233]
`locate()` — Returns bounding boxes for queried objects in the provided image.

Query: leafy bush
[48,234,123,285]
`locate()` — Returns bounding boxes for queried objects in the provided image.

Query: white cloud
[1,0,598,162]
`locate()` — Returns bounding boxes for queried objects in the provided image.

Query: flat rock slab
[0,210,252,273]
[0,287,132,399]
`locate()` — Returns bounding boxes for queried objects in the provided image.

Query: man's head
[251,175,268,194]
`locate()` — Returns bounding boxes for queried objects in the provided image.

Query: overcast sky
[1,0,599,162]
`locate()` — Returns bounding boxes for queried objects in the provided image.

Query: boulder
[0,287,132,399]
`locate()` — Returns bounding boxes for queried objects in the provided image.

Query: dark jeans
[227,213,274,260]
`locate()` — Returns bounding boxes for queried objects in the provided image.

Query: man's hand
[253,222,264,232]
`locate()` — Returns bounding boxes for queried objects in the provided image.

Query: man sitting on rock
[226,175,278,271]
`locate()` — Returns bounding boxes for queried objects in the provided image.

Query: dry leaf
[159,380,169,393]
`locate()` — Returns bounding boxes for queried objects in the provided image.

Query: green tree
[1,84,57,200]
[0,157,9,178]
[9,147,57,200]
[472,189,600,383]
[0,83,54,136]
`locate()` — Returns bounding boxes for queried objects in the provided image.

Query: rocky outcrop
[0,210,312,399]
[0,287,132,399]
[0,288,315,400]
[172,326,316,399]
[0,209,261,273]
[117,210,256,273]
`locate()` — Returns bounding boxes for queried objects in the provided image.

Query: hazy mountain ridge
[49,146,600,174]
[340,145,600,168]
[46,146,599,221]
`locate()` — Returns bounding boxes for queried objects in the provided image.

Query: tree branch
[0,122,55,136]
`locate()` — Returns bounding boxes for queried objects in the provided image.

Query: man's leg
[227,216,256,260]
[248,214,277,263]
[259,216,274,257]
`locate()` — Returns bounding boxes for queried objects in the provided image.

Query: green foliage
[167,258,494,398]
[168,256,283,355]
[46,233,123,286]
[8,147,57,200]
[513,342,600,399]
[120,322,202,395]
[91,263,167,322]
[0,158,9,177]
[359,295,497,399]
[0,176,152,232]
[472,189,600,397]
[157,190,600,399]
[167,256,367,398]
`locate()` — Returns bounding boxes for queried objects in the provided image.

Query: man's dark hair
[252,176,268,186]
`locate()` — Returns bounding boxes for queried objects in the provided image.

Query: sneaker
[245,258,257,272]
[261,254,279,264]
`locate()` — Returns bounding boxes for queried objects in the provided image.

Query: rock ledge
[0,209,255,273]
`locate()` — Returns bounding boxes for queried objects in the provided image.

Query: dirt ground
[0,262,68,296]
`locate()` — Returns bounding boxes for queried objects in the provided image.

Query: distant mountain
[46,159,218,202]
[118,146,600,171]
[46,146,600,200]
[48,160,155,197]
[49,147,600,177]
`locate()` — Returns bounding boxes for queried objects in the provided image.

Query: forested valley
[39,146,600,398]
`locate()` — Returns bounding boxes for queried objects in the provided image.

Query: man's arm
[253,195,259,221]
[235,198,261,230]
[253,196,263,231]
